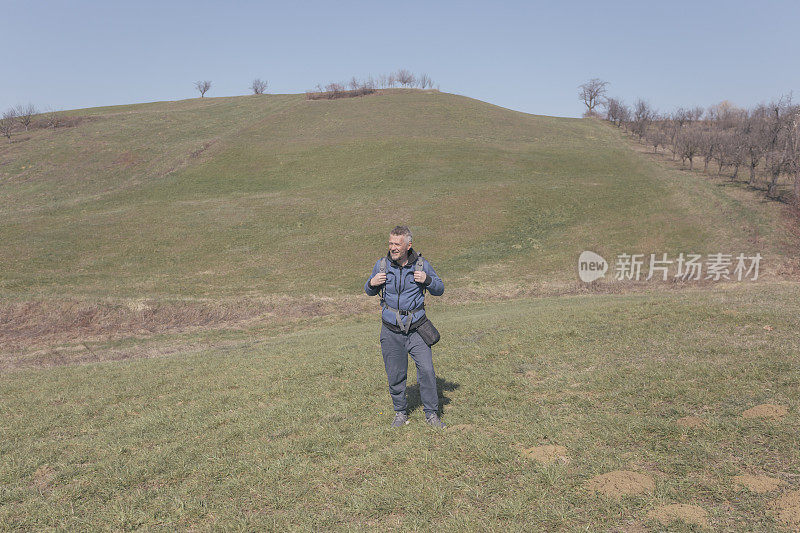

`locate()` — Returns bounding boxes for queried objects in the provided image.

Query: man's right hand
[370,273,387,287]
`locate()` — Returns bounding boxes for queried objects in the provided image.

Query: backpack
[378,254,426,299]
[378,253,427,333]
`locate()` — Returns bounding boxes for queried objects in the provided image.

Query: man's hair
[390,225,412,244]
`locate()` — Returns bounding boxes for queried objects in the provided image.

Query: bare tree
[739,105,769,186]
[763,97,796,198]
[417,73,433,89]
[676,127,703,170]
[763,97,789,179]
[251,78,268,94]
[0,108,16,141]
[666,108,690,158]
[698,128,719,172]
[395,69,415,87]
[377,74,388,89]
[716,130,746,179]
[766,148,786,198]
[195,80,212,97]
[42,107,62,128]
[14,103,37,131]
[618,103,631,132]
[689,106,705,122]
[786,106,800,205]
[348,76,360,90]
[604,97,624,125]
[578,78,608,116]
[647,125,667,153]
[324,82,345,98]
[707,100,744,130]
[631,99,654,140]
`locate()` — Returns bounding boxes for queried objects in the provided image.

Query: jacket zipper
[398,263,404,311]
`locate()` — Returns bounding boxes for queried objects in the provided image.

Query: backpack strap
[378,257,387,304]
[415,253,426,295]
[382,302,425,334]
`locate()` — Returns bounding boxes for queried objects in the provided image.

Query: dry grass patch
[585,470,654,499]
[742,404,788,419]
[0,295,374,370]
[519,445,569,465]
[676,416,706,428]
[647,504,710,529]
[769,490,800,529]
[733,474,783,494]
[31,464,56,493]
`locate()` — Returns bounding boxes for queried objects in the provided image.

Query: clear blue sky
[3,0,799,118]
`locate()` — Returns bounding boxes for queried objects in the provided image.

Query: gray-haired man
[364,226,446,429]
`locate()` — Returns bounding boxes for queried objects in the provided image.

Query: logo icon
[578,251,608,282]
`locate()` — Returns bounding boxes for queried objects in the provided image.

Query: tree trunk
[749,163,757,186]
[795,173,800,206]
[768,173,780,198]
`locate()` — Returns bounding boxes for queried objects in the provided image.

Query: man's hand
[414,271,427,283]
[370,272,387,287]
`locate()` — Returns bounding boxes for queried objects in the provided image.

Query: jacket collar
[386,247,419,268]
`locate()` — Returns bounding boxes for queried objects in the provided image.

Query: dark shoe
[425,412,446,429]
[391,411,409,428]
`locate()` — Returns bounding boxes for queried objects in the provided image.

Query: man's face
[388,234,411,261]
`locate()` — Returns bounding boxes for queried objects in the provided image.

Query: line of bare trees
[581,79,800,206]
[193,79,271,97]
[0,104,78,143]
[306,69,437,100]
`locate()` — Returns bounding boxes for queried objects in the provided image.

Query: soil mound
[586,470,654,498]
[769,490,800,528]
[733,474,783,494]
[520,445,569,465]
[648,504,709,529]
[742,404,788,419]
[677,416,706,428]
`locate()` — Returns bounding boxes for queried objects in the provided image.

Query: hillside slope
[1,90,797,306]
[2,282,800,529]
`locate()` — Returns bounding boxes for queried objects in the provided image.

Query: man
[365,225,446,429]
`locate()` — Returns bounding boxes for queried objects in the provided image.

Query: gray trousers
[380,323,439,415]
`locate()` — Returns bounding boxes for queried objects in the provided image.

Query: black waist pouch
[414,317,440,346]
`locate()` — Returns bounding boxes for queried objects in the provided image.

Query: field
[1,89,799,530]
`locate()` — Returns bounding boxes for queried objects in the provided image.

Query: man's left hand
[414,271,427,283]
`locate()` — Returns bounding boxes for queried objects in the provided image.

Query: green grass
[2,90,800,530]
[0,91,793,300]
[2,282,799,530]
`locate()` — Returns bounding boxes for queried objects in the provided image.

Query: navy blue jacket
[364,247,444,330]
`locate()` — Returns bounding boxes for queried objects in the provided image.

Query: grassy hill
[2,90,800,529]
[1,90,795,302]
